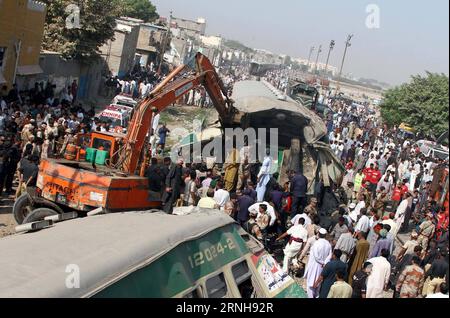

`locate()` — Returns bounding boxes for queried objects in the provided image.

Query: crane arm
[118,53,234,174]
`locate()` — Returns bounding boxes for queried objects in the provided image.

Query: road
[0,195,16,238]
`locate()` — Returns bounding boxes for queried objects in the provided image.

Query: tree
[380,72,449,136]
[121,0,159,23]
[41,0,124,61]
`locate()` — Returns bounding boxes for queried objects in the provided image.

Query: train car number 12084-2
[187,238,236,269]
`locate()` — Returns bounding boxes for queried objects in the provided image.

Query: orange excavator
[13,53,236,224]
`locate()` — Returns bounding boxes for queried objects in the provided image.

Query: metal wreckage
[178,78,345,215]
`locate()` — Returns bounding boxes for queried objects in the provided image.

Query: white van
[112,94,138,108]
[97,105,133,132]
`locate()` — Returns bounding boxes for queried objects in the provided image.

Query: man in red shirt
[369,164,382,198]
[400,179,408,195]
[363,165,373,184]
[364,163,381,199]
[391,182,404,210]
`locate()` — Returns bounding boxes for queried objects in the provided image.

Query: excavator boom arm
[119,53,233,174]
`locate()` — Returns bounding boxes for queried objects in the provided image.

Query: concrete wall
[0,0,46,88]
[137,24,166,53]
[38,52,105,101]
[100,20,140,78]
[172,17,206,38]
[120,25,140,76]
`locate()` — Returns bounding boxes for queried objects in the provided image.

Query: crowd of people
[145,80,449,299]
[1,60,448,299]
[0,80,95,199]
[0,73,159,199]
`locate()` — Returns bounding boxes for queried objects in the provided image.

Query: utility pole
[306,46,315,73]
[313,45,322,74]
[323,40,335,77]
[336,34,353,95]
[158,11,172,75]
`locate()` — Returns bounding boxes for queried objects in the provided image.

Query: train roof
[0,209,235,298]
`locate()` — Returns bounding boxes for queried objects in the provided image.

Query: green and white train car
[0,209,306,298]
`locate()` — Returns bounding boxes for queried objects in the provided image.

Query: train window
[232,261,254,298]
[182,288,201,298]
[205,273,227,298]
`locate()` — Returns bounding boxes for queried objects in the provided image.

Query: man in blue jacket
[290,169,308,218]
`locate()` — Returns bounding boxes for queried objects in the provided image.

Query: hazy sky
[151,0,449,85]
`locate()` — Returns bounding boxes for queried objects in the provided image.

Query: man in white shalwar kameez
[366,249,391,298]
[256,150,273,202]
[303,228,332,298]
[394,193,409,237]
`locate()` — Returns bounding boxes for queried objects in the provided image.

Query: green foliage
[41,0,123,62]
[380,72,449,136]
[121,0,159,22]
[41,0,158,62]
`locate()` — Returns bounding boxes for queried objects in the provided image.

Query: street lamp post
[313,45,322,74]
[323,40,335,77]
[306,46,315,73]
[336,34,353,95]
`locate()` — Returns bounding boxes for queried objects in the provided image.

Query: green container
[95,150,109,165]
[85,148,97,163]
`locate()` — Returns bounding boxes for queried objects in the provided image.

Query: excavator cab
[88,131,124,166]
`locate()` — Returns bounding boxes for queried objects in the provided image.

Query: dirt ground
[0,195,16,238]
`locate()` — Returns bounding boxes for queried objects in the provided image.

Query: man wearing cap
[303,228,332,298]
[396,231,419,262]
[417,213,436,251]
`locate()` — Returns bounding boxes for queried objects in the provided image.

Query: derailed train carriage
[174,79,345,214]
